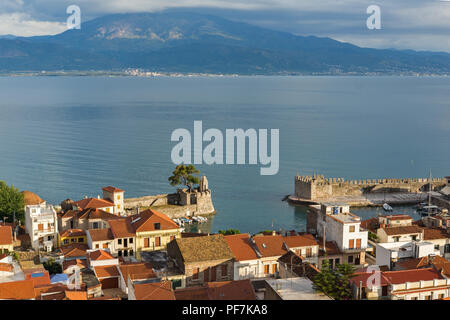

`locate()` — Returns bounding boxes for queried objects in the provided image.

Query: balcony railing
[343,246,368,253]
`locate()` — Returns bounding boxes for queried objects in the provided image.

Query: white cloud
[0,12,66,36]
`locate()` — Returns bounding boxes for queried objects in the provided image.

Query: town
[0,172,449,301]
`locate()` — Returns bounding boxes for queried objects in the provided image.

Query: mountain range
[1,11,450,75]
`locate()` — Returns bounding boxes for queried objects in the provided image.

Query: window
[106,208,110,212]
[348,239,354,249]
[129,250,134,256]
[64,239,69,245]
[425,295,431,300]
[118,250,122,257]
[349,226,355,232]
[306,248,312,257]
[129,238,133,244]
[412,235,417,241]
[118,239,122,245]
[117,195,121,200]
[118,205,121,209]
[445,244,450,253]
[144,238,150,248]
[193,268,200,280]
[170,235,176,241]
[95,244,100,249]
[272,264,277,274]
[264,265,270,274]
[124,239,128,247]
[410,296,418,300]
[356,239,361,249]
[438,294,444,299]
[434,245,440,250]
[154,223,161,230]
[124,250,128,257]
[393,236,400,242]
[102,243,108,249]
[71,238,76,243]
[155,237,161,247]
[93,222,99,229]
[348,255,354,263]
[222,264,228,277]
[78,238,84,243]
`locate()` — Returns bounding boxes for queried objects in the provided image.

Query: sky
[1,0,450,52]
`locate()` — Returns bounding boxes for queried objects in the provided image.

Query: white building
[308,203,368,267]
[25,204,58,251]
[375,241,439,269]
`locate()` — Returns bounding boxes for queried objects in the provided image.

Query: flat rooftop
[265,278,332,300]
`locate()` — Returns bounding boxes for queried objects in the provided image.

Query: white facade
[102,188,125,215]
[391,278,450,300]
[376,241,438,269]
[25,204,58,250]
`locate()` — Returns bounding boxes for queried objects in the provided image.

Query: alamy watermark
[170,121,279,175]
[367,5,381,30]
[67,5,81,30]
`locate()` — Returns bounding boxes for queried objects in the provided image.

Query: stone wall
[295,175,446,201]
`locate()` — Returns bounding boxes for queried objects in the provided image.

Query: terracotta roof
[21,190,45,206]
[174,234,234,263]
[0,279,35,300]
[381,214,412,220]
[361,217,379,233]
[175,280,256,300]
[350,272,391,288]
[206,280,256,300]
[422,227,450,240]
[108,218,135,238]
[381,226,423,236]
[94,265,120,278]
[283,234,319,248]
[78,208,121,220]
[88,249,114,261]
[383,268,443,284]
[73,197,113,210]
[102,186,124,193]
[60,243,88,258]
[252,235,287,258]
[25,270,51,286]
[224,234,259,261]
[395,258,423,270]
[64,290,87,300]
[0,225,13,245]
[59,228,86,238]
[59,210,79,219]
[133,280,175,300]
[89,296,121,300]
[429,255,450,277]
[118,262,155,287]
[316,237,341,256]
[87,228,114,242]
[63,258,88,272]
[129,209,179,232]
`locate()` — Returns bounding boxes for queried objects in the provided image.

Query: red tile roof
[94,265,120,278]
[60,243,88,258]
[283,234,319,248]
[422,227,450,240]
[206,280,256,300]
[349,272,391,288]
[108,218,135,238]
[224,234,259,261]
[59,229,86,238]
[88,249,114,261]
[63,258,88,272]
[129,209,179,232]
[78,208,120,220]
[0,225,13,245]
[133,280,175,300]
[0,280,35,300]
[252,235,287,258]
[73,198,113,210]
[381,214,412,220]
[64,290,88,300]
[87,228,114,242]
[118,262,154,287]
[383,268,443,284]
[102,186,124,193]
[381,226,423,236]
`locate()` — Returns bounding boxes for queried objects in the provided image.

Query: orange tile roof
[381,226,423,236]
[224,234,259,261]
[130,209,179,232]
[316,237,341,256]
[422,227,450,240]
[60,243,88,258]
[78,208,120,220]
[206,280,256,300]
[102,186,124,193]
[94,265,120,278]
[252,235,287,258]
[73,198,113,210]
[63,258,88,272]
[64,290,88,300]
[0,279,35,300]
[118,263,154,287]
[25,270,51,286]
[133,280,175,300]
[0,263,13,272]
[283,234,319,248]
[383,268,443,284]
[88,228,114,242]
[21,190,45,206]
[88,249,114,261]
[175,286,210,300]
[59,228,86,238]
[350,272,391,288]
[108,218,135,238]
[381,214,412,220]
[0,225,13,245]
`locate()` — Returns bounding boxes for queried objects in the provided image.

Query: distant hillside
[1,12,450,75]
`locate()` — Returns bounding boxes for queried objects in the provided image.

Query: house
[350,268,450,300]
[394,255,450,278]
[93,265,121,290]
[60,243,89,261]
[24,202,58,251]
[128,280,175,300]
[86,228,114,251]
[277,251,321,280]
[307,203,368,268]
[58,229,86,247]
[167,234,234,287]
[129,209,182,259]
[316,237,345,269]
[264,278,332,300]
[422,227,450,259]
[63,258,88,274]
[224,233,260,280]
[175,279,256,300]
[87,249,119,268]
[73,186,124,216]
[58,208,121,232]
[376,241,439,269]
[378,214,414,228]
[117,262,156,294]
[377,225,424,243]
[107,219,136,260]
[0,225,14,253]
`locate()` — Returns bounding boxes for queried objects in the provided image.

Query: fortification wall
[294,175,446,201]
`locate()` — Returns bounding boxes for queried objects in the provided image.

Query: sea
[0,76,449,233]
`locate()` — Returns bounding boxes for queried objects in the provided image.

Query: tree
[168,164,200,191]
[218,229,241,235]
[0,181,24,223]
[313,261,355,300]
[313,260,337,297]
[43,258,62,275]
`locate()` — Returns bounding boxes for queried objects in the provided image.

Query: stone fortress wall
[294,174,446,201]
[123,176,215,218]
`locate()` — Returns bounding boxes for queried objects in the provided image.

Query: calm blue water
[0,76,449,233]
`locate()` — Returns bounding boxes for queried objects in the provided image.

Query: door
[38,224,44,231]
[144,238,149,248]
[155,237,161,247]
[356,239,361,249]
[349,239,354,249]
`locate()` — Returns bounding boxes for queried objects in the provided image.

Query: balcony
[343,246,368,253]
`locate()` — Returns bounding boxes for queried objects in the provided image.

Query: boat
[383,203,393,212]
